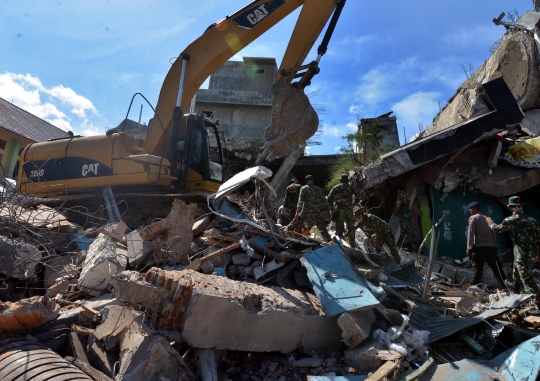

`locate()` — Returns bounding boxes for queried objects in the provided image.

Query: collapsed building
[4,10,540,381]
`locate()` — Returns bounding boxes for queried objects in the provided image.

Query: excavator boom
[17,0,346,197]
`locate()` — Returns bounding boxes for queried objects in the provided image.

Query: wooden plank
[366,361,397,381]
[458,332,485,354]
[186,242,241,271]
[399,356,435,381]
[249,240,283,261]
[442,146,467,168]
[71,325,95,336]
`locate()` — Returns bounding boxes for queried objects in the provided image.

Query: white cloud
[349,104,365,115]
[322,122,357,137]
[443,25,502,49]
[46,85,98,117]
[392,92,440,134]
[354,57,464,105]
[334,146,342,151]
[46,118,73,132]
[80,119,101,136]
[0,72,98,133]
[304,146,311,156]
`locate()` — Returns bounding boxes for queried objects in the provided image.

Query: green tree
[327,117,392,190]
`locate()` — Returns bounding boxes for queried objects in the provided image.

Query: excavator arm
[17,0,345,197]
[143,0,343,162]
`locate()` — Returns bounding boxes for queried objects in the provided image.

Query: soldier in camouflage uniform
[285,175,331,241]
[489,196,540,303]
[393,185,412,249]
[356,210,401,264]
[283,178,301,211]
[327,174,364,244]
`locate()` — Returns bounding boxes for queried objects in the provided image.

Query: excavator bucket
[259,79,319,162]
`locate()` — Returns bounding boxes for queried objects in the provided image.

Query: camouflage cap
[508,196,524,207]
[305,175,314,181]
[340,174,349,182]
[291,178,298,183]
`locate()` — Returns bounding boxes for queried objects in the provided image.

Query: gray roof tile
[0,97,70,142]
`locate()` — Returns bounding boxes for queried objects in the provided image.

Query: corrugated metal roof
[0,334,93,380]
[410,294,531,343]
[0,97,69,142]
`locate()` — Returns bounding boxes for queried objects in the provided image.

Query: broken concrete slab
[0,236,41,280]
[78,234,127,296]
[111,268,342,354]
[117,335,195,381]
[44,253,78,287]
[87,334,119,378]
[93,305,142,351]
[344,343,383,374]
[338,309,376,348]
[125,230,152,268]
[0,296,58,334]
[69,332,89,363]
[164,199,198,263]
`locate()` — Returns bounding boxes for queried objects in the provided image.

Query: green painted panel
[3,138,20,179]
[431,187,507,260]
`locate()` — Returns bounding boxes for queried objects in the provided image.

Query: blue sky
[0,0,532,155]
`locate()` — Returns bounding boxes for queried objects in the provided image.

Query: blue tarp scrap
[300,244,381,316]
[71,232,94,252]
[251,235,271,247]
[420,335,540,381]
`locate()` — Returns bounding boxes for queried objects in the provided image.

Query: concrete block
[111,268,342,354]
[94,305,142,351]
[192,216,211,236]
[439,265,457,283]
[87,334,119,378]
[78,234,127,296]
[117,335,195,381]
[344,344,382,374]
[201,260,215,274]
[0,296,58,334]
[456,268,473,284]
[232,253,251,266]
[125,230,152,268]
[338,309,376,348]
[0,236,41,280]
[164,199,197,263]
[44,253,78,287]
[431,263,443,274]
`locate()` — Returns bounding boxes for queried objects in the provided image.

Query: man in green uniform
[488,196,540,304]
[328,174,364,245]
[285,175,331,241]
[393,185,412,249]
[356,210,401,264]
[283,178,301,212]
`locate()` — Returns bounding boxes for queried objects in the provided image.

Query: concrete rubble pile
[1,166,540,381]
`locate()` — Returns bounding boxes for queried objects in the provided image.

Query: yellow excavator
[18,0,346,197]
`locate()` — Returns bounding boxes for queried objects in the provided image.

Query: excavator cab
[170,113,224,192]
